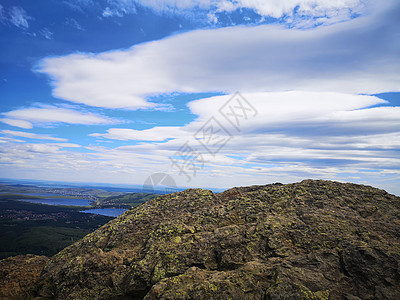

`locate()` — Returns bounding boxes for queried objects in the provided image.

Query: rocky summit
[2,180,400,300]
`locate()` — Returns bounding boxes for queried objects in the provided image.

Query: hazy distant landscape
[0,180,160,259]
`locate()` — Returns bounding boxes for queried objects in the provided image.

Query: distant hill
[0,183,124,200]
[92,193,158,209]
[2,180,400,299]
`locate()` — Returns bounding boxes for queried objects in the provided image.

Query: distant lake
[81,208,128,217]
[21,198,92,207]
[13,192,126,217]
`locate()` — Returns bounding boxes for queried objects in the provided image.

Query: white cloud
[47,143,81,148]
[0,136,25,143]
[27,144,65,153]
[93,91,395,142]
[178,93,400,179]
[38,1,400,109]
[183,92,400,154]
[187,92,387,130]
[90,126,187,141]
[1,130,67,142]
[89,92,400,179]
[0,118,33,129]
[103,0,137,18]
[9,6,32,29]
[3,105,118,127]
[317,106,400,133]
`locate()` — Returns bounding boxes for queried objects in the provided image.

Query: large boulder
[31,180,400,299]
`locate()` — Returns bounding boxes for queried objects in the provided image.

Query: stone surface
[0,254,48,300]
[6,180,400,299]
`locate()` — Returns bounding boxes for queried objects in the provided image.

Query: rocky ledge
[0,254,49,300]
[3,180,400,299]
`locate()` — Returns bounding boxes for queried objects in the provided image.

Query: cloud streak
[8,6,32,29]
[0,118,33,129]
[90,126,186,141]
[1,130,67,142]
[2,105,119,128]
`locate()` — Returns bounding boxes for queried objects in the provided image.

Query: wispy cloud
[0,118,33,129]
[2,105,119,128]
[40,27,54,40]
[37,1,400,110]
[1,130,67,142]
[90,126,187,141]
[9,6,32,29]
[63,0,94,13]
[0,136,25,143]
[0,4,5,23]
[59,0,370,26]
[65,18,85,31]
[102,0,137,18]
[132,0,367,26]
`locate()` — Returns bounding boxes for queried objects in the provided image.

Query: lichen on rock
[2,180,399,299]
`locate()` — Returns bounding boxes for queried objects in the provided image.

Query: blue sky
[0,0,399,194]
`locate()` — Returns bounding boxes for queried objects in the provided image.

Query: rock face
[31,180,399,299]
[0,254,48,300]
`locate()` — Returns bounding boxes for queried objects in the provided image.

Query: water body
[21,198,92,207]
[14,192,126,217]
[81,208,128,217]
